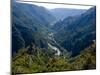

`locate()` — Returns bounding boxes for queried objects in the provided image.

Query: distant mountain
[53,6,96,56]
[50,8,86,21]
[12,1,96,73]
[13,2,56,26]
[52,16,79,32]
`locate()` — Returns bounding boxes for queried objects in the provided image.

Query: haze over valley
[12,0,96,74]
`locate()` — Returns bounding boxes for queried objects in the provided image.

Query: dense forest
[12,1,96,74]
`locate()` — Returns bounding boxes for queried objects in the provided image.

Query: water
[48,32,61,56]
[48,43,61,56]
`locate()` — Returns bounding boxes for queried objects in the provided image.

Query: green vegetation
[12,43,96,74]
[12,3,96,74]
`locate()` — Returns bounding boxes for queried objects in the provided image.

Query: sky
[17,0,96,9]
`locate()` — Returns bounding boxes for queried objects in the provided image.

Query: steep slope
[12,1,96,73]
[12,25,25,56]
[53,6,96,56]
[52,16,79,32]
[12,1,56,56]
[12,42,96,74]
[12,24,49,56]
[13,1,56,27]
[50,8,86,21]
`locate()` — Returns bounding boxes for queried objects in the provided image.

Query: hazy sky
[17,0,96,9]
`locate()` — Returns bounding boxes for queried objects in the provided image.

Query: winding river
[48,33,61,56]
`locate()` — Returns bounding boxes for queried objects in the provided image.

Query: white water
[48,43,61,56]
[48,33,61,56]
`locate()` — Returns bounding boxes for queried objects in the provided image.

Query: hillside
[53,6,96,56]
[12,43,96,74]
[12,1,96,74]
[12,2,57,56]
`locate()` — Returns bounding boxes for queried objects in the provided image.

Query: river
[48,33,61,56]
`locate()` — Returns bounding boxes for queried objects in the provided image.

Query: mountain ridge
[12,1,96,73]
[53,6,96,56]
[50,8,86,21]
